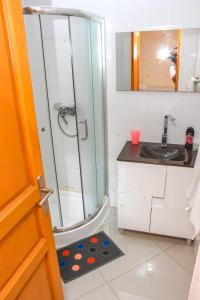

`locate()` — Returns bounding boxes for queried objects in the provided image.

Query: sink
[139,144,185,161]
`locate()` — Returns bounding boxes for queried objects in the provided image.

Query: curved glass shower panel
[90,20,106,207]
[23,8,107,230]
[24,14,62,228]
[69,17,99,219]
[40,15,84,227]
[70,17,106,218]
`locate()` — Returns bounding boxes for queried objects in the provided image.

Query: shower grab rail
[78,119,88,141]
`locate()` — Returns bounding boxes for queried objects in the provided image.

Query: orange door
[0,1,64,299]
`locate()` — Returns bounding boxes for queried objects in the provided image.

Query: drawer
[150,206,194,239]
[118,192,151,232]
[118,162,166,198]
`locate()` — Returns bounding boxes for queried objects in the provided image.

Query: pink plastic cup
[131,130,141,145]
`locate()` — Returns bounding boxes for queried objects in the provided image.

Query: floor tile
[100,219,153,246]
[77,284,118,300]
[63,207,197,299]
[99,225,162,281]
[125,229,153,240]
[63,270,105,300]
[110,252,192,300]
[98,219,129,244]
[166,243,196,274]
[150,235,178,250]
[101,217,177,252]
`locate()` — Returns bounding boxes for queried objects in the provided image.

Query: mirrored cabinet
[116,28,200,92]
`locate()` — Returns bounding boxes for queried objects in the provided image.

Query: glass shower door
[36,14,85,228]
[70,16,104,219]
[24,8,107,231]
[90,20,106,207]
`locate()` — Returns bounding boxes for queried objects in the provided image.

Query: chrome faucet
[161,114,176,147]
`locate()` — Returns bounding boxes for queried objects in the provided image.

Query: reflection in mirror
[116,28,200,92]
[139,30,180,91]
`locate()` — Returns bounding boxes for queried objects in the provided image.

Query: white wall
[23,0,200,206]
[179,29,200,92]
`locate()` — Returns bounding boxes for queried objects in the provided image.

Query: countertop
[117,141,198,168]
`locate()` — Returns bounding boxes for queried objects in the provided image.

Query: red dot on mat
[90,237,98,243]
[72,264,80,272]
[62,249,70,257]
[87,257,96,264]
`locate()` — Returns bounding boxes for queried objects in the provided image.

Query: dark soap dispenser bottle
[184,127,194,165]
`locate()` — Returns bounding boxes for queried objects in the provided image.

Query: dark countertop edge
[117,141,198,168]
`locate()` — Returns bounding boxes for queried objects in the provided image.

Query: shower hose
[57,109,77,138]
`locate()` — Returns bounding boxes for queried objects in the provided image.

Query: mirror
[116,28,200,92]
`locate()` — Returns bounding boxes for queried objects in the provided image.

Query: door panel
[150,206,194,238]
[17,260,53,300]
[164,166,194,209]
[0,12,30,205]
[118,193,151,232]
[0,209,40,290]
[118,162,166,198]
[0,1,63,299]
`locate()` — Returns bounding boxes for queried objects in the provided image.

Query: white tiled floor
[63,207,198,300]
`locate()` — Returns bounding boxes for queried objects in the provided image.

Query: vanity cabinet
[117,161,195,239]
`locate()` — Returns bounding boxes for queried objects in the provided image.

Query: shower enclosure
[23,7,107,232]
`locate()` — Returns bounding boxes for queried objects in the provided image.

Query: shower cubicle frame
[23,6,109,233]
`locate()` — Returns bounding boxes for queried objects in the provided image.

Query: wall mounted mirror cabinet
[116,28,200,92]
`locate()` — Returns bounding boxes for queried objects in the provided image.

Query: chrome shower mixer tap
[161,114,176,148]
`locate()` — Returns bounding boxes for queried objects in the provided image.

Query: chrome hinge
[37,175,54,215]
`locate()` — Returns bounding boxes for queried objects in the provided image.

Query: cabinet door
[164,166,194,210]
[118,193,151,232]
[118,162,166,198]
[150,206,194,238]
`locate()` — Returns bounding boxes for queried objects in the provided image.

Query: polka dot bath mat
[57,231,124,283]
